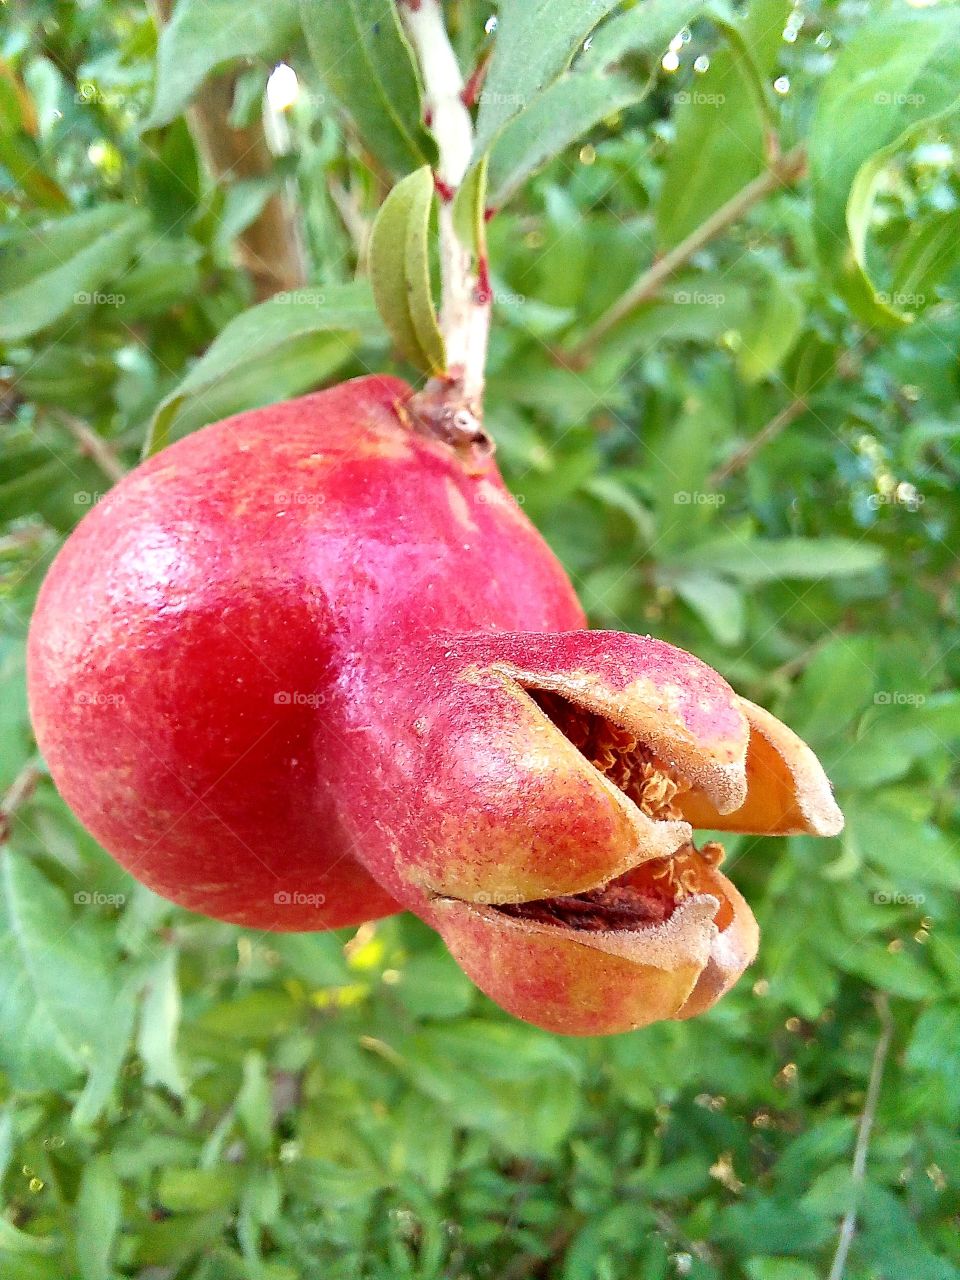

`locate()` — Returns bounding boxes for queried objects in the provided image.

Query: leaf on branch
[299,0,435,177]
[669,535,885,583]
[144,281,385,456]
[473,0,708,208]
[809,7,960,327]
[144,0,301,129]
[0,205,148,342]
[368,166,446,376]
[657,0,790,248]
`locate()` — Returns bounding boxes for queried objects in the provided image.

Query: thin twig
[827,993,894,1280]
[568,145,807,363]
[398,0,491,426]
[0,760,42,846]
[52,410,127,483]
[328,177,371,261]
[708,396,807,486]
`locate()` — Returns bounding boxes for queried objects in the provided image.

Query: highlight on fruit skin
[26,374,844,1036]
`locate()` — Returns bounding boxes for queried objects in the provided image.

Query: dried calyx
[494,691,734,935]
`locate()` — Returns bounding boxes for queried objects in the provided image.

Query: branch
[51,410,127,484]
[708,396,807,486]
[0,761,42,846]
[398,0,491,429]
[827,993,894,1280]
[567,145,807,363]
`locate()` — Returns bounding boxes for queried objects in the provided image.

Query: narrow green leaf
[144,281,385,455]
[0,205,148,341]
[300,0,434,176]
[657,0,791,248]
[736,270,805,383]
[809,8,960,327]
[671,535,884,582]
[72,978,139,1129]
[0,853,119,1090]
[144,0,300,129]
[476,1,706,209]
[369,166,445,374]
[137,950,186,1096]
[76,1156,121,1280]
[669,569,746,646]
[486,74,644,209]
[580,0,707,68]
[474,0,624,154]
[452,153,488,257]
[892,209,960,306]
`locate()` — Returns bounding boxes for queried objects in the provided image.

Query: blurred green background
[2,0,959,1276]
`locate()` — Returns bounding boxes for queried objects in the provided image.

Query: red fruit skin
[27,376,582,930]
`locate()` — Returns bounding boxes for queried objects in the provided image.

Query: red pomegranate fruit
[27,375,843,1034]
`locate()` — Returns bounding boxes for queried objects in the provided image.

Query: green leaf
[891,208,960,310]
[0,853,119,1090]
[137,950,186,1096]
[784,635,876,744]
[809,8,960,327]
[474,0,623,154]
[485,74,643,209]
[0,205,148,342]
[452,153,488,258]
[736,270,805,384]
[237,1051,273,1151]
[392,951,476,1020]
[368,166,445,374]
[144,281,384,455]
[844,793,960,891]
[72,979,139,1129]
[579,0,707,68]
[75,1156,121,1280]
[300,0,434,176]
[144,0,300,129]
[745,1261,820,1280]
[157,1167,242,1214]
[669,568,745,646]
[657,0,790,248]
[671,535,884,583]
[479,2,706,208]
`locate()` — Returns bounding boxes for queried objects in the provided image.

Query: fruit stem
[399,0,491,430]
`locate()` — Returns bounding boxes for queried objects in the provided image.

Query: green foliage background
[2,1,959,1276]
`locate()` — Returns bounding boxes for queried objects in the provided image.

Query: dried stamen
[502,691,732,933]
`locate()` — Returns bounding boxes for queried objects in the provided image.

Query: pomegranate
[28,375,842,1034]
